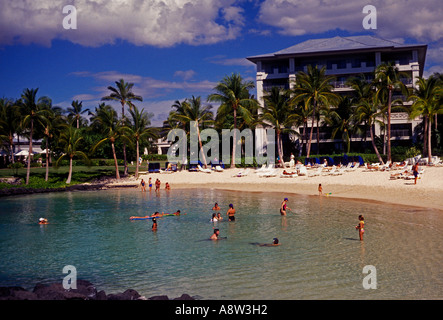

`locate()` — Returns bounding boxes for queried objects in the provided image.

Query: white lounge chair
[259,168,278,177]
[280,171,298,178]
[332,166,346,175]
[254,164,267,172]
[298,166,308,176]
[197,165,211,173]
[308,167,323,177]
[233,168,250,177]
[214,165,224,172]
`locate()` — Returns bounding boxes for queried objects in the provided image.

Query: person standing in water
[280,198,290,215]
[226,204,236,221]
[356,215,365,241]
[152,218,158,231]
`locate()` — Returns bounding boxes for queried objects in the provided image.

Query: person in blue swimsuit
[280,198,290,215]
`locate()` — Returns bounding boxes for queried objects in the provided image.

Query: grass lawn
[0,163,153,190]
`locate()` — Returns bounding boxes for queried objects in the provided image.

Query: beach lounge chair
[197,165,212,173]
[308,167,323,177]
[346,162,360,172]
[298,166,308,176]
[332,166,346,175]
[259,168,278,177]
[232,168,250,177]
[280,170,298,178]
[254,164,267,173]
[214,165,224,172]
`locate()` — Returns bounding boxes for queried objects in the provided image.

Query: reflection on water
[0,188,442,300]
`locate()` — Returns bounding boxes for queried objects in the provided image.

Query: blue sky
[1,0,442,126]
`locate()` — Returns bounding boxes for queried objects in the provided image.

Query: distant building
[247,35,427,155]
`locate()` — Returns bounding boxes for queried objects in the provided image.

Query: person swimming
[38,218,48,225]
[210,228,220,240]
[211,213,218,222]
[252,238,281,247]
[152,218,158,231]
[212,203,221,211]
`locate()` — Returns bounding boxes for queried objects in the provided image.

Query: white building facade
[247,35,427,155]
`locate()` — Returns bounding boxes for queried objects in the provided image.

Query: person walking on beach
[412,163,419,184]
[280,198,290,215]
[355,215,365,241]
[227,204,236,221]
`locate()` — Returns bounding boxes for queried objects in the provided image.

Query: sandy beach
[115,165,443,212]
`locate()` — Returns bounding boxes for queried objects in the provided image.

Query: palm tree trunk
[316,117,320,155]
[66,156,73,184]
[277,131,284,168]
[231,107,237,168]
[387,88,392,162]
[135,139,140,179]
[423,116,428,156]
[370,125,384,164]
[8,136,14,164]
[121,102,128,176]
[306,101,316,158]
[111,141,120,180]
[45,145,49,181]
[428,117,432,163]
[197,126,208,168]
[25,119,33,185]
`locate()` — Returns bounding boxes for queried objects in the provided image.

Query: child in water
[152,218,158,231]
[355,215,365,241]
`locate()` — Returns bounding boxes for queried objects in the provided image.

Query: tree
[0,98,21,164]
[409,76,443,163]
[67,100,90,129]
[168,96,214,168]
[90,103,122,179]
[261,87,298,165]
[56,126,89,184]
[18,88,51,185]
[124,106,158,178]
[208,73,257,168]
[356,95,385,163]
[375,62,409,162]
[291,65,340,158]
[102,79,143,176]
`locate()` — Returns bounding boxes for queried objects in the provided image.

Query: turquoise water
[0,188,442,300]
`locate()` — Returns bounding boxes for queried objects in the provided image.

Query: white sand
[114,166,443,212]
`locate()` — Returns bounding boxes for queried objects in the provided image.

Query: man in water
[210,228,220,240]
[226,204,236,221]
[254,238,281,247]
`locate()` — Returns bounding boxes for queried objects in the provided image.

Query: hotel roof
[247,35,427,61]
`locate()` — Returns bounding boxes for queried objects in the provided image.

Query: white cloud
[0,0,245,47]
[173,70,196,81]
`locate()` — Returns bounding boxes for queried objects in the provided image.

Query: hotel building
[246,35,427,155]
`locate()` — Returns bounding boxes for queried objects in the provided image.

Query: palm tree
[375,62,409,162]
[291,65,340,158]
[56,126,89,184]
[18,88,51,185]
[408,76,443,163]
[102,79,143,176]
[67,100,90,128]
[208,73,257,168]
[322,97,356,154]
[261,87,299,165]
[356,95,385,163]
[168,96,214,168]
[0,98,21,163]
[41,104,64,181]
[90,103,122,179]
[124,106,158,178]
[292,99,313,156]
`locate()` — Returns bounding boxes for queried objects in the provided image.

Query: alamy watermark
[62,265,77,290]
[362,5,377,30]
[62,5,77,30]
[166,122,275,166]
[362,265,377,289]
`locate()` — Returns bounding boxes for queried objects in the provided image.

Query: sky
[1,0,442,127]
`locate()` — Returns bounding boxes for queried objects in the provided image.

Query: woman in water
[148,177,152,192]
[356,215,365,241]
[280,198,290,215]
[210,213,218,222]
[226,204,236,221]
[140,179,146,192]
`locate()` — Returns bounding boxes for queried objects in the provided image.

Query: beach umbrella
[14,150,37,156]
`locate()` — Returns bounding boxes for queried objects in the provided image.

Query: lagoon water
[0,188,442,300]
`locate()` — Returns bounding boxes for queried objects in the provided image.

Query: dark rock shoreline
[0,280,195,300]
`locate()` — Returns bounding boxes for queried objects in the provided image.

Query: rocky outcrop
[0,280,195,300]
